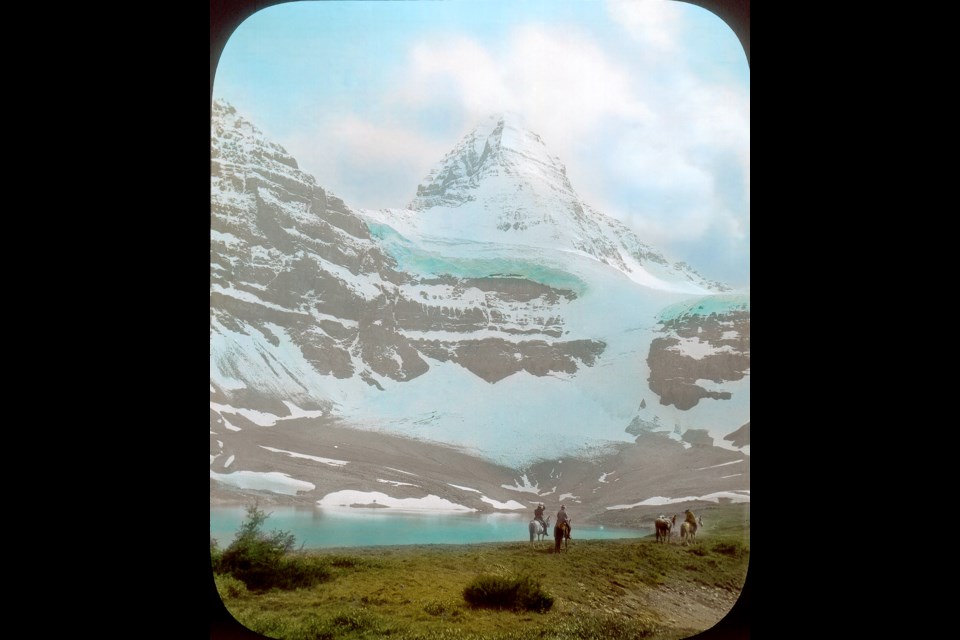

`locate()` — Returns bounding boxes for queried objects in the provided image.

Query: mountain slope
[210,102,750,510]
[211,101,610,454]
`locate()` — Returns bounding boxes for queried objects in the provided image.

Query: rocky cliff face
[646,295,750,411]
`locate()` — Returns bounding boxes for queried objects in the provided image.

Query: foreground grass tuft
[214,573,248,599]
[242,608,393,640]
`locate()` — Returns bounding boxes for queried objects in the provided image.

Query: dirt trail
[643,582,744,633]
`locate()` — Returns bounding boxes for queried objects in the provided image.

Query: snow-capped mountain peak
[410,113,573,211]
[401,115,728,294]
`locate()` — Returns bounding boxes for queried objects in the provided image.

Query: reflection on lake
[210,505,645,549]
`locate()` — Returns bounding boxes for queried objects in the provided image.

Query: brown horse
[554,521,571,553]
[655,514,676,543]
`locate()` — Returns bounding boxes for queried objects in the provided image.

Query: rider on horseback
[554,504,572,551]
[556,504,570,534]
[534,503,546,530]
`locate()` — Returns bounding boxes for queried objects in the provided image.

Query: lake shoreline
[211,503,652,549]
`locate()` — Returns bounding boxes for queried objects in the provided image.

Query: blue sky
[214,0,750,289]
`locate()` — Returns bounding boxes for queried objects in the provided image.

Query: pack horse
[680,512,703,545]
[655,514,676,543]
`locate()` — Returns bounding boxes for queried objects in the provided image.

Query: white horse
[529,515,552,545]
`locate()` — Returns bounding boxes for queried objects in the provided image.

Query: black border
[207,2,753,638]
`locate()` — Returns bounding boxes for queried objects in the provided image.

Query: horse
[554,520,571,553]
[655,514,676,543]
[529,515,552,545]
[680,514,704,545]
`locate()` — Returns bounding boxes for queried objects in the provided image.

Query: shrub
[463,574,554,612]
[217,503,329,591]
[210,536,222,572]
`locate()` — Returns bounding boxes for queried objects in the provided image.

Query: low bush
[462,574,554,612]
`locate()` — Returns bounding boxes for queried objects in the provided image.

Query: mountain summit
[400,114,728,294]
[410,113,571,211]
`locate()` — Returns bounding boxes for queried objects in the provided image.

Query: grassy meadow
[212,503,750,640]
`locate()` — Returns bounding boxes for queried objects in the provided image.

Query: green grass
[463,574,554,612]
[214,503,750,640]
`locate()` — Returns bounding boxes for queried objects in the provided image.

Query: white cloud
[281,115,449,208]
[391,22,747,259]
[605,0,683,53]
[505,25,654,136]
[258,3,748,285]
[396,25,653,146]
[404,37,513,114]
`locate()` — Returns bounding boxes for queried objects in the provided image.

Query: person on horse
[556,504,571,535]
[534,503,546,530]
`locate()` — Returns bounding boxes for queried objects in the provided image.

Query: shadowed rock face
[724,422,750,448]
[646,310,750,410]
[681,429,714,447]
[409,337,606,384]
[211,101,608,411]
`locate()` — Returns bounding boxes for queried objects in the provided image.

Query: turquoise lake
[210,505,646,549]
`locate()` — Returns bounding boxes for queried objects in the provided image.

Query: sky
[213,0,750,290]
